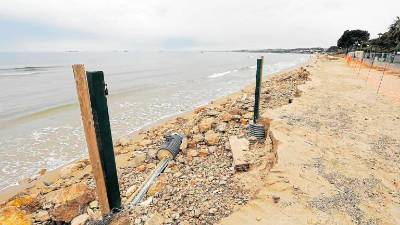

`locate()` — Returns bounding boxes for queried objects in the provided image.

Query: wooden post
[72,65,121,214]
[253,56,264,123]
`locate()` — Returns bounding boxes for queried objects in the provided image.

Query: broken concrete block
[229,136,250,171]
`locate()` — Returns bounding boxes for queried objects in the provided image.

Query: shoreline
[1,57,398,224]
[0,56,313,203]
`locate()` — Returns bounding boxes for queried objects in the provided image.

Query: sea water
[0,51,309,190]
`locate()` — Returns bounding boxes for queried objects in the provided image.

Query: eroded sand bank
[220,56,400,225]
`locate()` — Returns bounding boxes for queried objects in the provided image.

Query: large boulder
[46,183,95,222]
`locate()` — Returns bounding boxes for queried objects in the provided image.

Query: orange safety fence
[345,55,353,64]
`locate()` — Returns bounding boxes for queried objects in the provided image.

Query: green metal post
[86,71,121,211]
[253,57,263,123]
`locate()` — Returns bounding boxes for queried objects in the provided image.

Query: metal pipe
[129,157,171,207]
[128,133,183,207]
[253,56,263,123]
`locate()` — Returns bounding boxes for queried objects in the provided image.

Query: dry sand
[220,56,400,225]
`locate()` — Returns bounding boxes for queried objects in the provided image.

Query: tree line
[327,17,400,53]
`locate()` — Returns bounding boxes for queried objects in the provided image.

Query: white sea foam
[208,70,232,78]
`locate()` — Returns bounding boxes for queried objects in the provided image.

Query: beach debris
[229,136,250,172]
[272,195,281,203]
[46,183,95,222]
[128,134,183,207]
[248,122,266,141]
[205,130,220,145]
[198,118,215,133]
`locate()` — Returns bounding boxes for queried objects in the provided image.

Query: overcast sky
[0,0,399,51]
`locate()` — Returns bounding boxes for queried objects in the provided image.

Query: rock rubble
[0,67,311,225]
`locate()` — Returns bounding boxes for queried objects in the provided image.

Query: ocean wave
[0,71,40,77]
[208,70,232,78]
[0,65,63,78]
[0,65,62,71]
[207,64,257,79]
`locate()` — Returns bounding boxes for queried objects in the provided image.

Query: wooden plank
[229,136,250,172]
[72,64,111,214]
[86,71,121,211]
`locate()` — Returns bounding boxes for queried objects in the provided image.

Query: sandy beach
[221,55,400,225]
[1,55,400,225]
